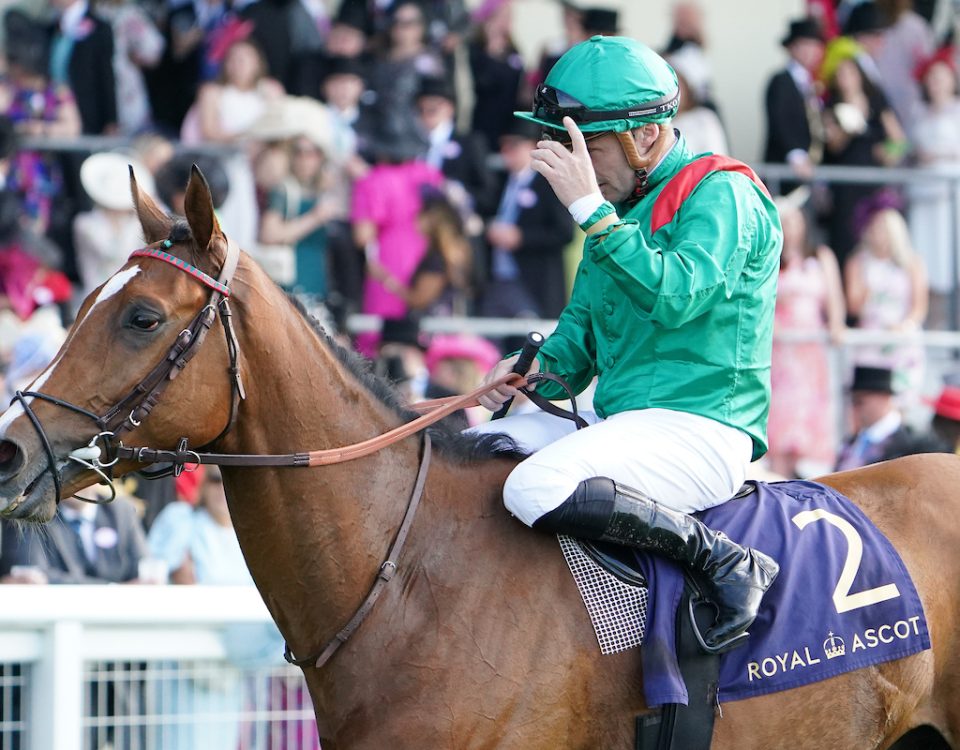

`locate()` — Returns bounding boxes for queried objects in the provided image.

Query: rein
[116,372,531,469]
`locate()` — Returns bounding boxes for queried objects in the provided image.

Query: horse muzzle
[0,419,59,522]
[0,449,57,522]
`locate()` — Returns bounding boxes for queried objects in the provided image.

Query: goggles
[531,84,680,125]
[539,128,608,150]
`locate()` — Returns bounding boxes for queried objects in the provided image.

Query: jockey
[473,36,783,650]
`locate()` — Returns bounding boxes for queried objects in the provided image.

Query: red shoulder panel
[650,155,770,235]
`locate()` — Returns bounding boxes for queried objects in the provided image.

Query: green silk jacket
[534,136,783,460]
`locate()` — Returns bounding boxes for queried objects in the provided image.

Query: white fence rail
[0,586,319,750]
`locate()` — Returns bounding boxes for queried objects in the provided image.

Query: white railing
[0,585,318,750]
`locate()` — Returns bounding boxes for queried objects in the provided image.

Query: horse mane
[285,295,530,465]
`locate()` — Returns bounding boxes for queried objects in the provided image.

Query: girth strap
[635,587,720,750]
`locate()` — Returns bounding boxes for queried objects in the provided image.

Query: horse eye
[128,311,162,332]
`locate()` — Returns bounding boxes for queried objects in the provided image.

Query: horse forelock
[166,220,215,274]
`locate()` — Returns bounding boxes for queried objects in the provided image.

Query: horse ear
[183,164,224,252]
[130,165,172,244]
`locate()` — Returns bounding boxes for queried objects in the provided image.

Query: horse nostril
[0,439,24,476]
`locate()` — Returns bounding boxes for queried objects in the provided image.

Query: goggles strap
[617,126,673,205]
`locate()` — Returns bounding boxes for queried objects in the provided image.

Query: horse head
[0,166,239,521]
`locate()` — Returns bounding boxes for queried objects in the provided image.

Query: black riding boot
[534,477,779,649]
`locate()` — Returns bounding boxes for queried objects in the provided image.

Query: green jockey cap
[516,36,681,134]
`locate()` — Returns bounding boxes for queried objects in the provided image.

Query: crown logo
[823,631,846,659]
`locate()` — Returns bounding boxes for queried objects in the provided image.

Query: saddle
[558,480,931,750]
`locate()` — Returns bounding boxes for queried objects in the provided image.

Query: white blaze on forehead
[0,265,141,435]
[73,265,142,330]
[87,266,142,318]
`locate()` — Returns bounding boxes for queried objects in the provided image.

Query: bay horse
[0,168,958,749]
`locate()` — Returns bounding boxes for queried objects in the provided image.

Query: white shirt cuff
[567,192,606,225]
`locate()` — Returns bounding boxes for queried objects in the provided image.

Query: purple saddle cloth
[634,480,930,706]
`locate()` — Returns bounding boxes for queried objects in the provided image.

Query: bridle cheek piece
[10,237,244,505]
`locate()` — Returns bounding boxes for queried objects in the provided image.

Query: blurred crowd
[3,2,960,741]
[3,0,960,577]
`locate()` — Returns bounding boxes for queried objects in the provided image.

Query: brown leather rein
[120,372,527,469]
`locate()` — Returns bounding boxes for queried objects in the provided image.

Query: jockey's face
[583,132,636,204]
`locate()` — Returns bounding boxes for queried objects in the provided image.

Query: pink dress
[767,255,836,466]
[351,161,444,355]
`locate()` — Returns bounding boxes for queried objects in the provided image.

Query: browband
[130,241,231,296]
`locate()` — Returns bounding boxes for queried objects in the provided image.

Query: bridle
[5,231,540,671]
[10,236,245,504]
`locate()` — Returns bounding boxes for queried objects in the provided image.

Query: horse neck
[218,284,420,659]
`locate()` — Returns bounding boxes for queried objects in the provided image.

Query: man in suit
[27,493,148,584]
[835,366,938,470]
[415,75,499,219]
[763,18,825,185]
[47,0,118,135]
[480,117,573,323]
[841,1,889,89]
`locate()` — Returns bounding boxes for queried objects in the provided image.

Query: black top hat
[322,55,367,82]
[334,1,370,34]
[843,2,889,36]
[781,17,824,47]
[850,365,894,394]
[415,75,456,102]
[581,7,619,34]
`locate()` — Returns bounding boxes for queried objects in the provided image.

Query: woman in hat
[425,332,500,427]
[258,131,339,308]
[928,385,960,454]
[73,153,157,298]
[368,188,475,317]
[0,188,71,322]
[820,36,908,265]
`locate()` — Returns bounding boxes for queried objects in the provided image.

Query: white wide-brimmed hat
[247,96,337,156]
[79,152,156,211]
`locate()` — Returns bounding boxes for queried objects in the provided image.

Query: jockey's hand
[531,116,601,208]
[477,354,541,412]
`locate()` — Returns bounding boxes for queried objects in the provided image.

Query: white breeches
[469,408,753,527]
